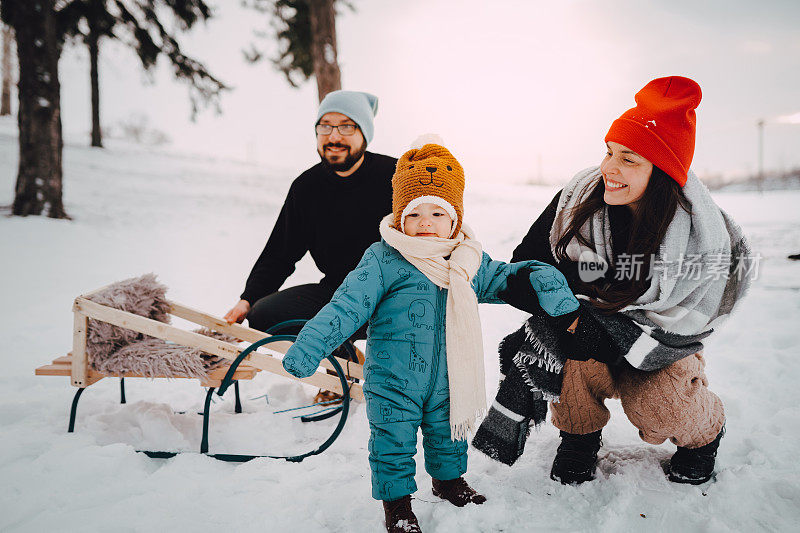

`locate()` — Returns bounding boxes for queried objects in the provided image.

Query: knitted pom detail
[410,133,445,149]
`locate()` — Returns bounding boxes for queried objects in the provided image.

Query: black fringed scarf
[471,305,565,466]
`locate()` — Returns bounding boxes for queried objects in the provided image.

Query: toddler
[282,141,577,532]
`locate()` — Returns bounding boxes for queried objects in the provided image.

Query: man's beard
[318,141,367,172]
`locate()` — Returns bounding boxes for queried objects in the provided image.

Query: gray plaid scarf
[550,166,754,370]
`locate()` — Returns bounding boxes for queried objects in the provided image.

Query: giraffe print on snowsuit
[406,333,427,372]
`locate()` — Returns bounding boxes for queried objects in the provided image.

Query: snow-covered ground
[1,117,799,532]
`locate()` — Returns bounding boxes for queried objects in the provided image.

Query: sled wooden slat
[168,300,281,345]
[71,312,89,387]
[43,359,103,387]
[236,349,364,401]
[36,355,259,388]
[36,362,78,376]
[73,297,243,360]
[168,300,363,381]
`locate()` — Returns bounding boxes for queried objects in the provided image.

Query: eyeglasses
[315,123,358,136]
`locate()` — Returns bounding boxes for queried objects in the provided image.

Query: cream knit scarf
[379,214,486,441]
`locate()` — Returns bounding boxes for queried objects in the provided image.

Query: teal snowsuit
[282,240,534,501]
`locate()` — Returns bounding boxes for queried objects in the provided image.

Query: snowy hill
[1,122,799,532]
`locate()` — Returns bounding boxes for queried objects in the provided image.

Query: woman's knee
[551,359,616,434]
[560,359,616,401]
[620,354,707,403]
[619,354,724,446]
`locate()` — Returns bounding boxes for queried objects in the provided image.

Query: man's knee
[246,284,333,332]
[245,295,286,332]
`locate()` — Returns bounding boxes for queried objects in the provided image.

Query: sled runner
[35,278,364,462]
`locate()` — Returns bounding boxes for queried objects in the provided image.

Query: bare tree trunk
[308,0,341,102]
[12,0,67,218]
[1,26,13,116]
[88,23,102,147]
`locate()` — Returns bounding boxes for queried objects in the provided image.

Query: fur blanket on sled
[86,273,236,379]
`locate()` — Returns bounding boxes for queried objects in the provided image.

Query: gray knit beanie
[316,90,379,144]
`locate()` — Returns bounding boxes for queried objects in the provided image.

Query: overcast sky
[54,0,800,184]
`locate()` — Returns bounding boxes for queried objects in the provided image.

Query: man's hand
[224,299,251,325]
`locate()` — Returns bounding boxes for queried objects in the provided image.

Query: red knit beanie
[605,76,702,187]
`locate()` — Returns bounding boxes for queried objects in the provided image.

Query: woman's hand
[501,266,623,366]
[223,299,251,325]
[498,266,543,315]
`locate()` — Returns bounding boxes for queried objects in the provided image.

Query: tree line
[0,0,344,218]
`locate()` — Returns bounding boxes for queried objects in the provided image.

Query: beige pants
[550,353,725,448]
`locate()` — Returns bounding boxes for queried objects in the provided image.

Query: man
[224,90,396,400]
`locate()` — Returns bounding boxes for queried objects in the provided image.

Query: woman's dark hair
[553,165,691,313]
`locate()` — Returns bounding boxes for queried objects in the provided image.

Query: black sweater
[240,152,397,304]
[511,191,633,366]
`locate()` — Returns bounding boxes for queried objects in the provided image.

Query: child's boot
[383,495,421,533]
[432,477,487,507]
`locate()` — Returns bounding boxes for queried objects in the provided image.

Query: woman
[472,76,753,486]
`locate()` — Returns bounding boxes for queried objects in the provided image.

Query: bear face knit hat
[605,76,702,187]
[392,138,465,238]
[316,90,379,144]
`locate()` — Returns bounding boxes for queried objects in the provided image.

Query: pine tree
[1,25,13,116]
[60,0,228,148]
[1,0,67,218]
[1,0,227,218]
[246,0,346,102]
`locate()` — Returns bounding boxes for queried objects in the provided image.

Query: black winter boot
[550,430,602,485]
[383,495,421,533]
[668,428,724,485]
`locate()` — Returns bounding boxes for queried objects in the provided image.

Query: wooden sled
[35,283,364,462]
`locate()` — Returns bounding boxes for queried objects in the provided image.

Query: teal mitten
[282,348,318,378]
[527,261,580,317]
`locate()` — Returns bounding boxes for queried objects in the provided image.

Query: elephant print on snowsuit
[408,299,435,330]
